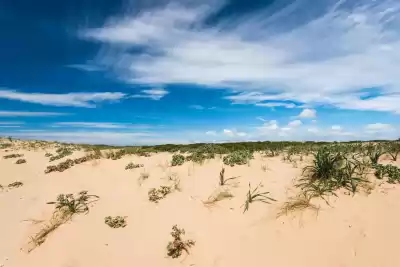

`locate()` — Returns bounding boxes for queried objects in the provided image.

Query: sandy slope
[1,146,400,267]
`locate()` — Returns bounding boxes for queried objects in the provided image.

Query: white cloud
[311,120,317,124]
[223,129,247,137]
[365,123,394,132]
[308,127,319,134]
[298,109,317,118]
[288,120,302,127]
[0,121,24,125]
[331,125,342,131]
[83,0,400,113]
[255,102,296,108]
[0,90,126,108]
[130,88,168,100]
[190,105,216,110]
[0,111,68,117]
[205,130,217,136]
[0,125,21,128]
[52,122,150,129]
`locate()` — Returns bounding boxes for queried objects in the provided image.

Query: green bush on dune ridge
[171,154,185,166]
[223,150,254,166]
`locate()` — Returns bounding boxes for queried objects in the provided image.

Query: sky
[0,0,399,145]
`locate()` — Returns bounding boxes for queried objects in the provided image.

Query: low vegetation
[29,191,99,251]
[218,168,239,186]
[148,186,172,203]
[167,225,195,258]
[125,162,144,170]
[104,216,127,228]
[49,148,72,162]
[223,150,253,166]
[374,164,400,183]
[45,153,101,174]
[171,154,185,166]
[242,183,276,213]
[3,153,23,159]
[8,181,23,188]
[15,159,27,164]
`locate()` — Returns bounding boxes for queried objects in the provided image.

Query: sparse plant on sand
[171,154,185,166]
[167,225,195,258]
[218,168,239,186]
[366,144,385,165]
[242,183,276,213]
[261,164,268,172]
[223,150,253,166]
[15,159,27,164]
[148,186,172,203]
[138,171,150,184]
[125,162,144,170]
[3,153,23,159]
[387,143,400,161]
[104,216,127,228]
[47,191,99,214]
[28,191,99,251]
[44,152,53,157]
[49,148,72,162]
[8,181,23,188]
[277,192,319,217]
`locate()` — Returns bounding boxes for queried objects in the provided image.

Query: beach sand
[1,141,400,267]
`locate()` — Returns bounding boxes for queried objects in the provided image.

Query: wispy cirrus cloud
[83,0,400,114]
[0,111,68,117]
[129,88,168,100]
[0,90,126,108]
[52,122,151,129]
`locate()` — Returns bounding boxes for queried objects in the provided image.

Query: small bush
[167,225,195,258]
[44,152,53,157]
[47,191,99,215]
[15,159,27,164]
[104,216,127,228]
[125,162,144,170]
[3,153,23,159]
[49,148,72,162]
[105,150,126,160]
[8,181,23,188]
[223,150,253,166]
[148,186,172,203]
[171,154,185,166]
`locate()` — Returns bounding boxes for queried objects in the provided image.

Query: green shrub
[223,150,253,166]
[125,162,144,170]
[15,159,27,164]
[148,186,172,203]
[171,154,185,166]
[3,153,23,159]
[104,216,127,228]
[167,225,195,258]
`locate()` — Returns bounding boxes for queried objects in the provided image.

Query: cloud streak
[0,90,126,108]
[0,111,68,117]
[83,0,400,113]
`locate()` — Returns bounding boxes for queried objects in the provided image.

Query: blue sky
[0,0,399,145]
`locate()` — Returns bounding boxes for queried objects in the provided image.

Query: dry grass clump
[203,187,234,206]
[167,225,195,258]
[125,162,144,170]
[8,181,24,188]
[148,186,172,203]
[277,192,319,217]
[15,158,27,164]
[242,183,276,213]
[3,153,23,159]
[28,191,99,251]
[104,216,127,228]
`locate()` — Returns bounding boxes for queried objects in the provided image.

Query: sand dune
[1,140,400,267]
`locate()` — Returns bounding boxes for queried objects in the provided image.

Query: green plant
[46,191,99,214]
[44,152,53,157]
[242,183,276,213]
[49,148,72,162]
[303,148,343,181]
[3,153,23,159]
[148,186,172,203]
[366,145,385,165]
[104,216,127,228]
[15,158,27,164]
[8,181,23,188]
[171,154,185,166]
[125,162,144,170]
[218,168,239,186]
[223,150,253,166]
[167,225,195,258]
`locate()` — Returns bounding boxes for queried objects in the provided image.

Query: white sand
[1,143,400,267]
